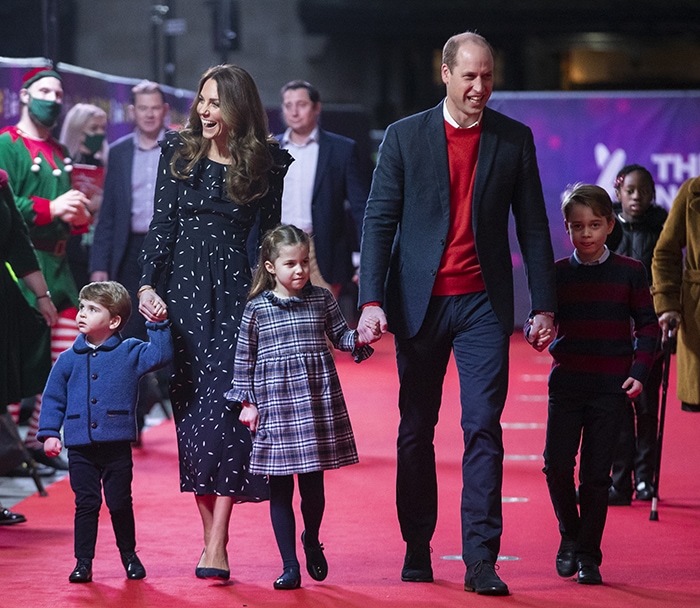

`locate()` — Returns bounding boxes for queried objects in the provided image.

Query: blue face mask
[28,96,62,127]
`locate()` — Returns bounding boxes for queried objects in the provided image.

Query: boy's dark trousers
[543,388,625,565]
[68,441,136,559]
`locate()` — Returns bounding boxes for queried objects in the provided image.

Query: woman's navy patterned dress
[140,131,291,499]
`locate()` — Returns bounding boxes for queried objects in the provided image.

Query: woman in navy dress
[138,65,291,579]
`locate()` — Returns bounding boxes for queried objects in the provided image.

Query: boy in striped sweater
[529,184,659,586]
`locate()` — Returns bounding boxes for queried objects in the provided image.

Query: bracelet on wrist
[137,285,154,297]
[534,310,555,319]
[36,291,51,300]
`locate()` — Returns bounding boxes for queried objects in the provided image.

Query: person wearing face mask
[0,67,92,474]
[60,103,109,290]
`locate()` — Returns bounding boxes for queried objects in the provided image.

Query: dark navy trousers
[68,441,136,559]
[394,291,509,567]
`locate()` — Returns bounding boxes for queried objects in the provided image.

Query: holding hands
[138,286,168,322]
[357,305,387,345]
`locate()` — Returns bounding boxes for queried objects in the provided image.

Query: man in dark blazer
[277,80,368,298]
[357,32,557,596]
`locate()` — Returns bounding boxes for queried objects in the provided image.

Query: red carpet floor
[2,337,699,607]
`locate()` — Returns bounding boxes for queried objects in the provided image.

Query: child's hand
[525,317,554,351]
[43,437,62,458]
[239,401,259,433]
[357,306,386,345]
[622,377,643,399]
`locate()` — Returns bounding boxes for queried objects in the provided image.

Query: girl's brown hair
[248,224,310,300]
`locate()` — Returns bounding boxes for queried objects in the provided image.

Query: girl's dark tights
[269,472,325,571]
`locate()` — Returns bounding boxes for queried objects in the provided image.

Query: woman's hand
[138,287,168,322]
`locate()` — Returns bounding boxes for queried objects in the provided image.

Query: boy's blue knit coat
[37,321,173,447]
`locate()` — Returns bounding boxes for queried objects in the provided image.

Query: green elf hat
[22,67,62,88]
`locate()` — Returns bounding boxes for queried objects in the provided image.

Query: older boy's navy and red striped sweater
[548,252,659,394]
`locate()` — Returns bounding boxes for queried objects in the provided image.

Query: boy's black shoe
[464,560,509,596]
[0,508,26,525]
[576,560,603,585]
[69,558,93,583]
[681,402,700,412]
[121,551,146,579]
[555,539,577,577]
[401,543,433,582]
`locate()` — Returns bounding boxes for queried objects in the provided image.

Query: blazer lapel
[473,107,498,223]
[426,104,451,219]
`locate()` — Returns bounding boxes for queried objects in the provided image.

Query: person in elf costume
[0,67,92,471]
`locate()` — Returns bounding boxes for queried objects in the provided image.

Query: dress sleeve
[139,132,181,289]
[225,302,260,404]
[2,176,41,277]
[323,288,373,362]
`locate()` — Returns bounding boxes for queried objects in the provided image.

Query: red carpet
[2,337,699,607]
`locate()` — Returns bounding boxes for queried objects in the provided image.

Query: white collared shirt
[442,100,481,129]
[279,127,319,233]
[573,245,611,266]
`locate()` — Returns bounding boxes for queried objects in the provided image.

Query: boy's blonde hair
[79,281,132,332]
[561,183,614,221]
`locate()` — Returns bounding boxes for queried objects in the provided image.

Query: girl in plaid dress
[226,224,374,590]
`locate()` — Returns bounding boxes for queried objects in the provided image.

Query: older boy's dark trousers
[68,441,136,559]
[543,388,625,564]
[394,292,509,567]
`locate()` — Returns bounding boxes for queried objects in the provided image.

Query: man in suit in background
[357,32,557,596]
[89,80,169,439]
[278,80,369,299]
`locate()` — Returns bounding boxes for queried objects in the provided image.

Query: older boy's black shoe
[635,481,654,501]
[555,539,577,577]
[121,551,146,579]
[576,560,602,585]
[401,543,433,582]
[464,560,509,596]
[69,558,93,583]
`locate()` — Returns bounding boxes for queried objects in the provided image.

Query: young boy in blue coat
[38,281,173,583]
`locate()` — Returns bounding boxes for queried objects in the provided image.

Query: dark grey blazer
[359,102,557,338]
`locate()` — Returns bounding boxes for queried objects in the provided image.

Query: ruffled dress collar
[263,282,312,309]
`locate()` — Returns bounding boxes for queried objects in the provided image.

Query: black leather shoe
[576,560,603,585]
[401,543,433,582]
[121,551,146,579]
[0,508,26,525]
[681,402,700,412]
[28,447,69,470]
[464,561,509,596]
[555,539,577,578]
[301,531,328,581]
[69,558,93,583]
[635,481,654,501]
[273,567,301,590]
